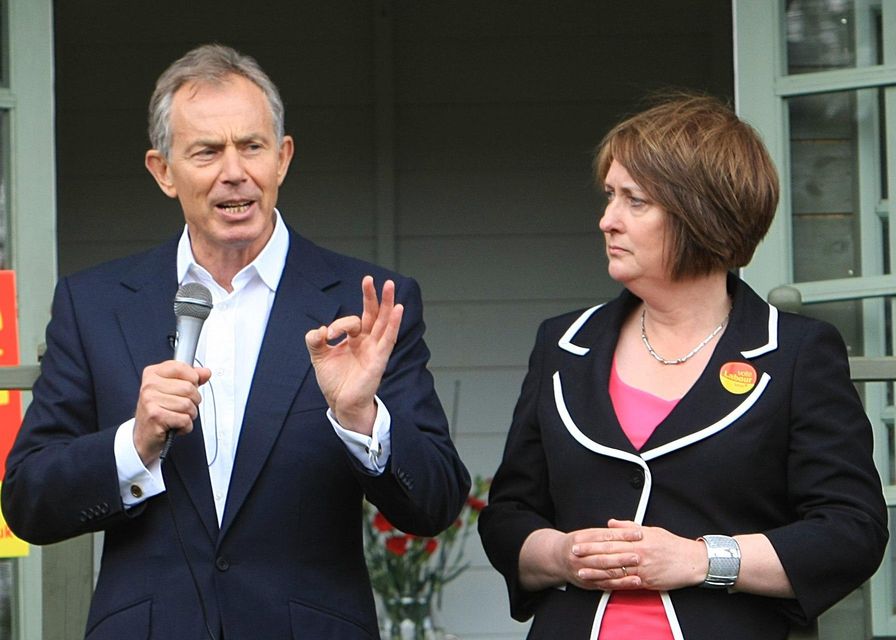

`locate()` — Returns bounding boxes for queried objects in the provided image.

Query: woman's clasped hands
[562,519,705,592]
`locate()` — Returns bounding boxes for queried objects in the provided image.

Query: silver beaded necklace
[640,308,728,365]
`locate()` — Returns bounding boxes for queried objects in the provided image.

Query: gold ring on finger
[621,566,628,577]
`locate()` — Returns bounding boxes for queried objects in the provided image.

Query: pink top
[599,359,680,640]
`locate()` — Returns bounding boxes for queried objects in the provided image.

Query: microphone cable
[159,349,219,640]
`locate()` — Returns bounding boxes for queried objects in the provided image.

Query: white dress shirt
[114,211,391,523]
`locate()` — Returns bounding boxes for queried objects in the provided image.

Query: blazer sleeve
[357,276,471,537]
[765,319,888,623]
[478,320,556,621]
[2,277,131,544]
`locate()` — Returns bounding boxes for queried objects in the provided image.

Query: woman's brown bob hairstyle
[595,93,779,281]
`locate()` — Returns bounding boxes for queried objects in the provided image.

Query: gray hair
[148,44,285,158]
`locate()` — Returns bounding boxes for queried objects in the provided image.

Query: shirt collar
[176,209,289,292]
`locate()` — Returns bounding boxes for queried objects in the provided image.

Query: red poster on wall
[0,272,28,556]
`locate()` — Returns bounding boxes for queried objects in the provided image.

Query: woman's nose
[599,200,619,233]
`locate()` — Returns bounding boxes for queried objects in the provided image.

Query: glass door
[736,0,896,636]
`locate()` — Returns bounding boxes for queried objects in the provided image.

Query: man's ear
[145,150,178,198]
[276,135,295,186]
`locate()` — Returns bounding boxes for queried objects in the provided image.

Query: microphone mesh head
[173,282,213,319]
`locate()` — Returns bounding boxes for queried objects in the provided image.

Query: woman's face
[599,160,671,287]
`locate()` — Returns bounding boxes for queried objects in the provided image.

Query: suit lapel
[639,275,776,452]
[557,276,777,456]
[219,231,341,538]
[556,298,639,453]
[115,242,179,381]
[115,239,219,541]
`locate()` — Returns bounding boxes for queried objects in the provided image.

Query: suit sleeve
[357,276,471,536]
[765,320,889,623]
[478,321,556,621]
[1,277,129,544]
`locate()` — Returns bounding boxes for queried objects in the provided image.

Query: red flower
[424,539,438,555]
[373,512,394,533]
[466,497,486,511]
[386,535,408,556]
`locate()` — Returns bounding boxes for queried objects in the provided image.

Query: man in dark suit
[1,44,469,640]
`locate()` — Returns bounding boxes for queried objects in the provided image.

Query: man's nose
[219,146,247,183]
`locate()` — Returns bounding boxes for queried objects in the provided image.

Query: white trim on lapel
[558,305,605,355]
[589,592,612,640]
[741,303,778,359]
[641,372,772,461]
[660,592,686,640]
[552,371,653,523]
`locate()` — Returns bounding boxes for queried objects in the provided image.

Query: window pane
[786,0,882,74]
[787,89,876,349]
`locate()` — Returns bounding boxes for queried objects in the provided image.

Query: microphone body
[173,314,205,364]
[160,283,213,460]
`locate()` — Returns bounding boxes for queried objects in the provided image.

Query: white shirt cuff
[114,418,166,507]
[328,396,391,474]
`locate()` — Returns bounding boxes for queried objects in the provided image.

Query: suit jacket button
[630,470,644,489]
[215,557,230,571]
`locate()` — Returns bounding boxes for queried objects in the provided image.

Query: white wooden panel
[55,108,146,178]
[397,169,600,236]
[56,3,371,46]
[55,177,374,239]
[424,300,597,368]
[280,172,376,236]
[397,103,617,171]
[56,178,183,241]
[437,567,531,639]
[56,106,374,178]
[394,37,722,104]
[433,368,526,436]
[56,43,373,112]
[53,4,736,639]
[59,240,167,275]
[454,431,511,472]
[401,235,611,302]
[298,237,377,265]
[393,0,726,38]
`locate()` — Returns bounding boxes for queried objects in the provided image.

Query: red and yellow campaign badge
[0,272,28,556]
[719,361,758,395]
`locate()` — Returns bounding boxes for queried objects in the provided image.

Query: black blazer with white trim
[479,273,888,640]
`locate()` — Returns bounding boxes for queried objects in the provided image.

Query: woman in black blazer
[478,94,888,639]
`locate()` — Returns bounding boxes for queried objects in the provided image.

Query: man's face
[145,74,293,269]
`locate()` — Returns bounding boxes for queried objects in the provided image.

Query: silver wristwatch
[698,534,741,589]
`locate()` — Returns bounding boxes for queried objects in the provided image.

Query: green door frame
[734,1,896,636]
[6,0,60,637]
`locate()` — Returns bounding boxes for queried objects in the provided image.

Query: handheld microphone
[160,282,213,461]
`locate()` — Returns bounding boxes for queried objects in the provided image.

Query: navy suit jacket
[479,274,887,639]
[2,227,470,639]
